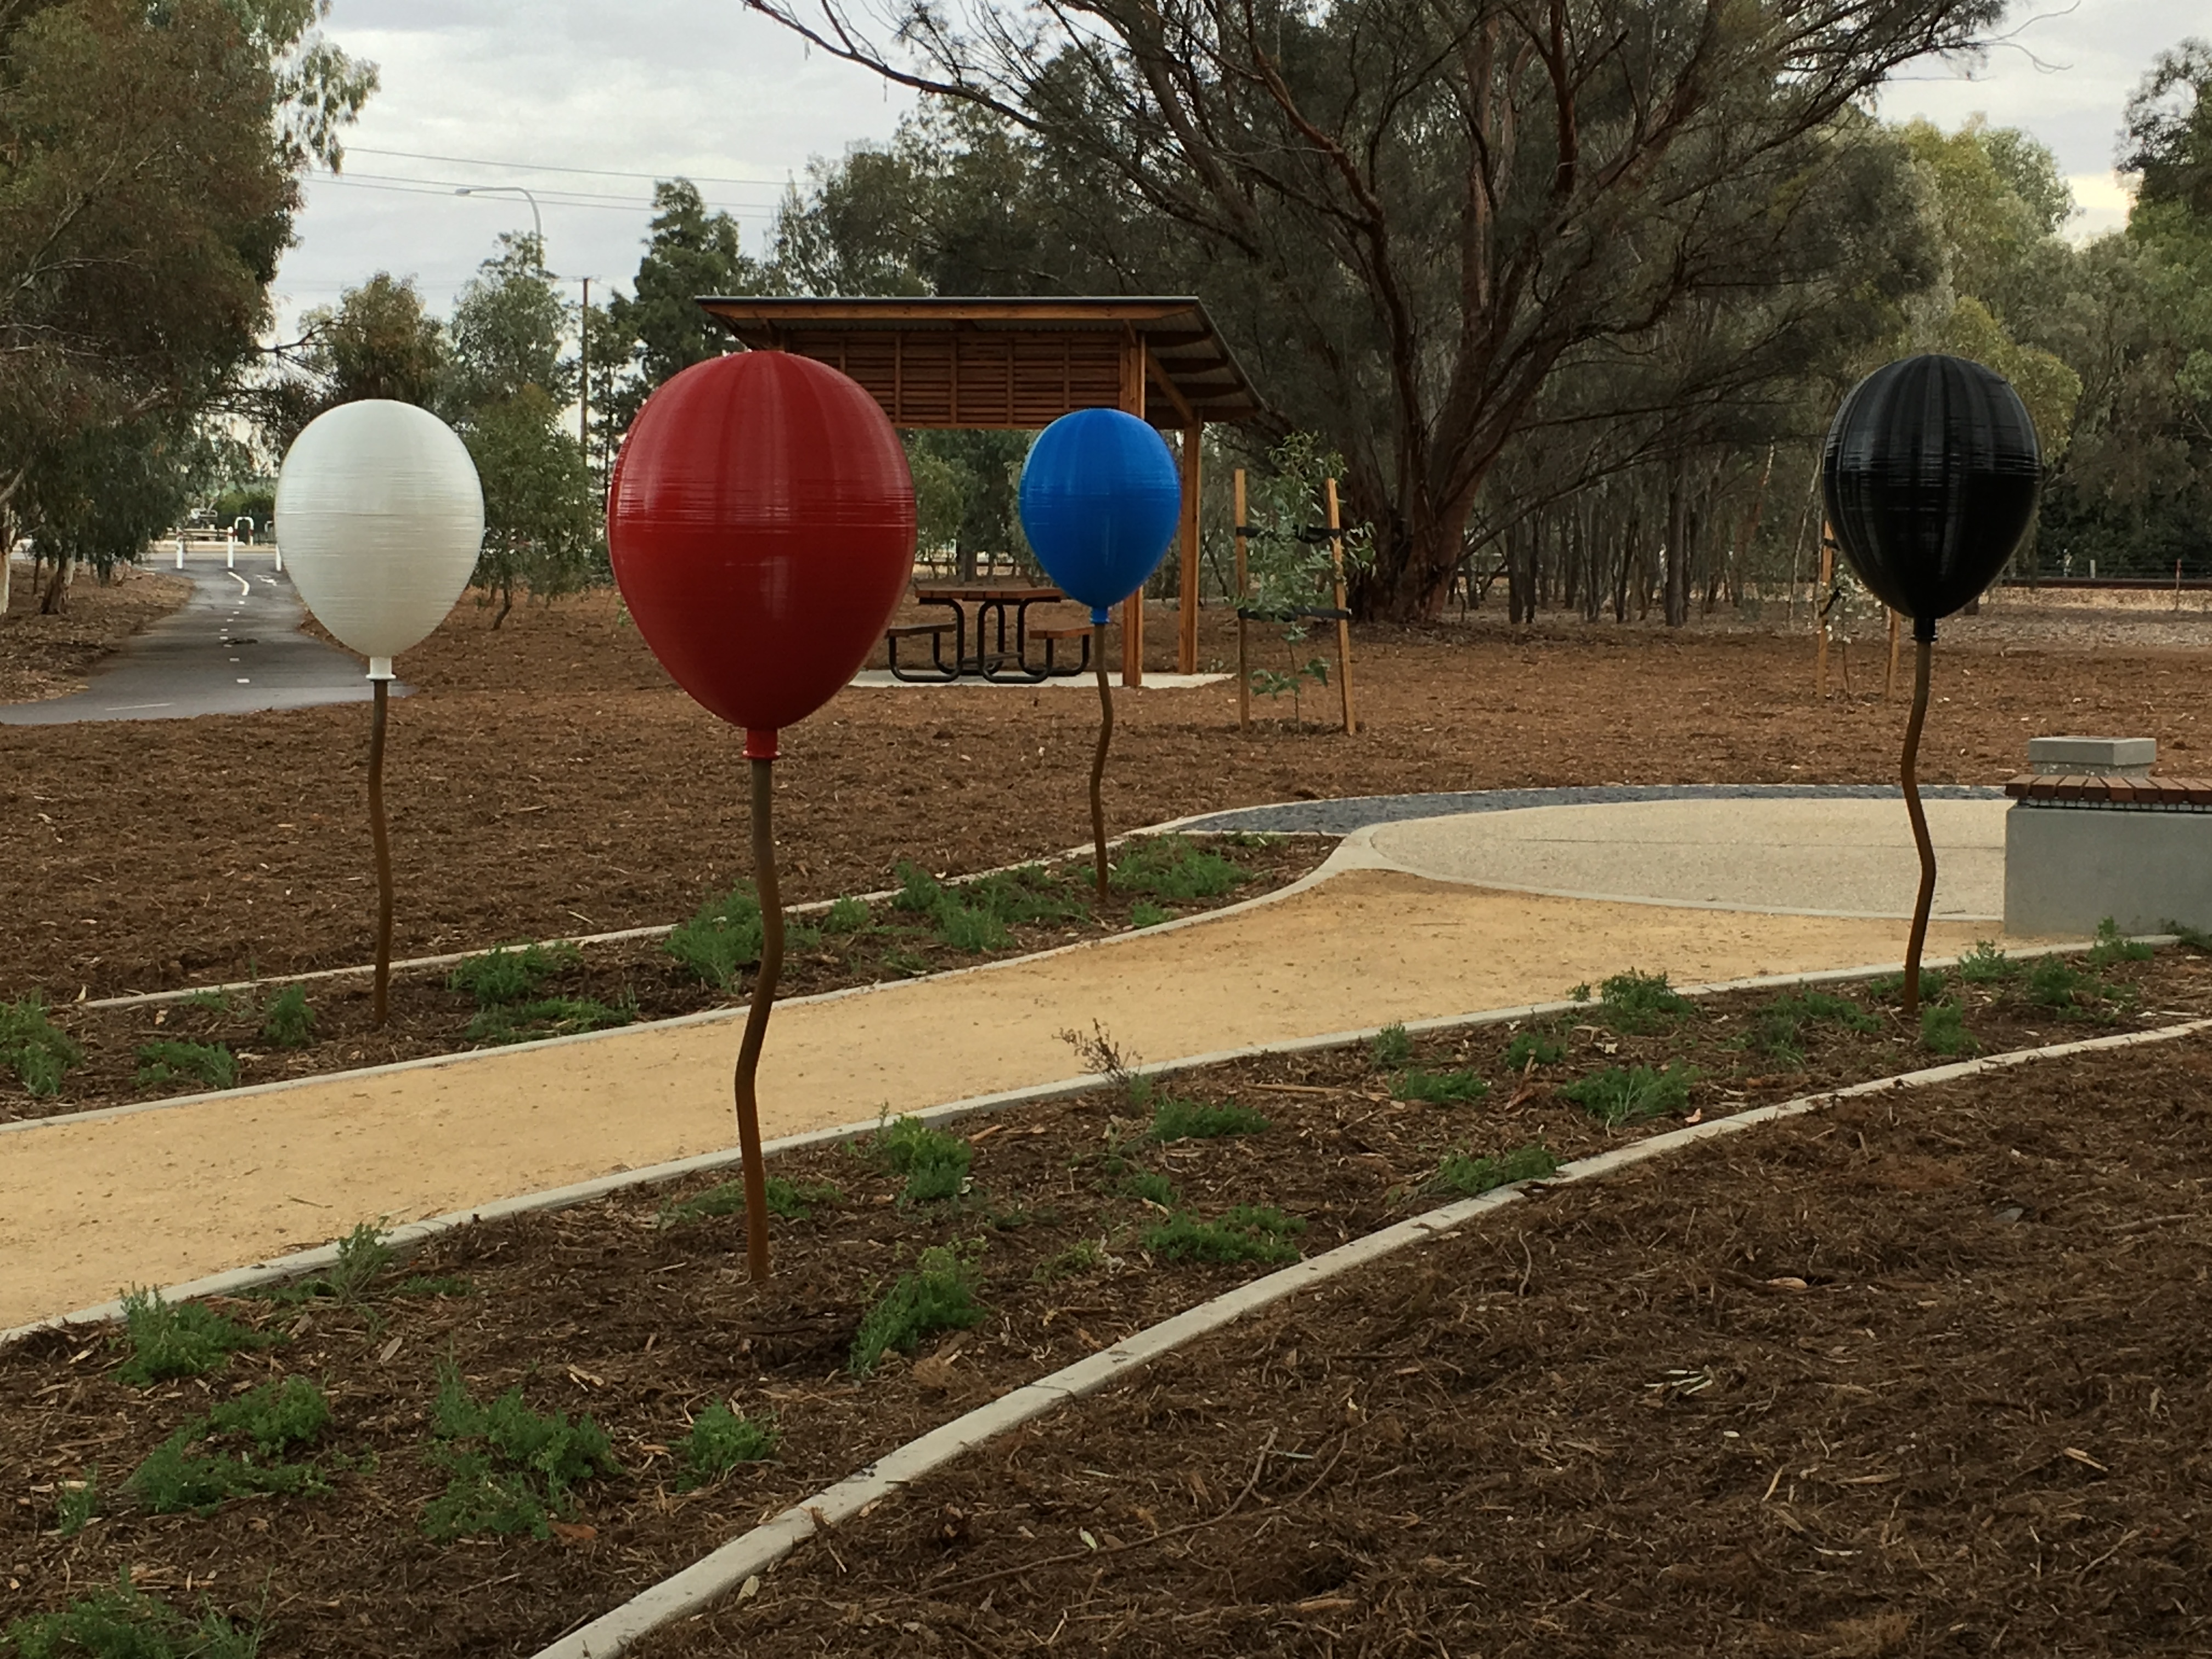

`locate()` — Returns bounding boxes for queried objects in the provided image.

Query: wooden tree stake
[1324,478,1357,735]
[1233,469,1250,732]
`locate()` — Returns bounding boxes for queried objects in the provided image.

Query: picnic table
[885,582,1092,682]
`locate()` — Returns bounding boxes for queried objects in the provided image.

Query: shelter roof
[695,296,1261,429]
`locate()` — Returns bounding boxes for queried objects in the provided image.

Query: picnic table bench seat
[885,621,958,682]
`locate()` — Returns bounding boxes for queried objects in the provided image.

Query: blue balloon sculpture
[1018,409,1182,624]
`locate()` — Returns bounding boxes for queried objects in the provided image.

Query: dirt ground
[5,586,2211,998]
[1,948,2202,1655]
[646,1032,2212,1659]
[0,563,193,703]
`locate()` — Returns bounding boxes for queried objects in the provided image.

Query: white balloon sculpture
[276,400,484,1024]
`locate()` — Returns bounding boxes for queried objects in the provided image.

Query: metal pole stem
[1899,635,1936,1022]
[732,756,783,1283]
[368,680,393,1028]
[1091,622,1113,902]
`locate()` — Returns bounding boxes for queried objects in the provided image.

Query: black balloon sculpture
[1821,353,2041,1019]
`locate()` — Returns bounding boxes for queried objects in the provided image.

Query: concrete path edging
[534,1011,2212,1658]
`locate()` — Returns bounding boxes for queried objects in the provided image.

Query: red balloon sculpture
[609,350,915,1280]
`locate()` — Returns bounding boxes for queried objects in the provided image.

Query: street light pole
[453,184,543,259]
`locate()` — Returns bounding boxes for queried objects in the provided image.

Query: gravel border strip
[534,1007,2212,1658]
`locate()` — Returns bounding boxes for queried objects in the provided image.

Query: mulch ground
[6,590,2212,999]
[2,946,2205,1656]
[646,1042,2212,1658]
[0,834,1327,1122]
[0,565,192,703]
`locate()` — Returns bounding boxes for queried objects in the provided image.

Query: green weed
[1368,1023,1413,1067]
[115,1290,271,1387]
[1560,1062,1697,1128]
[243,1223,393,1306]
[822,896,872,934]
[676,1403,777,1489]
[2166,918,2212,953]
[659,1176,840,1227]
[872,1115,973,1203]
[1110,836,1249,902]
[422,1363,619,1541]
[1142,1206,1305,1266]
[1870,967,1949,1005]
[1504,1030,1565,1070]
[1,996,82,1098]
[850,1244,987,1375]
[258,986,315,1049]
[54,1469,99,1538]
[1747,990,1881,1066]
[2088,917,2154,969]
[933,902,1012,953]
[445,941,581,1006]
[1148,1097,1271,1141]
[1118,1171,1177,1207]
[1032,1238,1107,1282]
[1592,970,1694,1035]
[1567,982,1593,1002]
[1393,1068,1489,1105]
[1129,901,1173,928]
[1956,941,2021,984]
[464,995,635,1046]
[1920,1000,1978,1056]
[1,1577,260,1659]
[134,1040,236,1091]
[1430,1143,1560,1199]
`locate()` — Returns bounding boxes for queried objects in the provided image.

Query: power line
[312,171,775,219]
[345,144,789,189]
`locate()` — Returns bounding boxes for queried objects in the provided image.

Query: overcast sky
[274,0,2206,339]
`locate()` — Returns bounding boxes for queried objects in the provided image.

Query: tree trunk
[38,553,72,616]
[1663,462,1689,629]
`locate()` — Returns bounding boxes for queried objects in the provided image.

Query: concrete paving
[1362,795,2007,920]
[1,785,2025,1327]
[0,555,387,725]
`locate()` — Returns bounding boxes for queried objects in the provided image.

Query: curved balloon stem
[1091,622,1112,902]
[1899,637,1936,1023]
[368,679,393,1029]
[733,755,782,1283]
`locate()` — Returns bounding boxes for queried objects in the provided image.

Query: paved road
[0,557,394,725]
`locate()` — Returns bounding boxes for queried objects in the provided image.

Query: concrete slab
[0,557,387,725]
[1363,796,2008,921]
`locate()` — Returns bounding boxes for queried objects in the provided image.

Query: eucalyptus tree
[744,0,2008,619]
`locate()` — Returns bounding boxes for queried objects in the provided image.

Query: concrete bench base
[2005,802,2212,936]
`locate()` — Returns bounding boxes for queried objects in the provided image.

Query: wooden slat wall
[786,332,1123,427]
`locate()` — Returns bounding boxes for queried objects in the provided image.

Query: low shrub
[1,995,82,1098]
[1129,901,1173,928]
[422,1364,619,1541]
[258,985,315,1049]
[1591,969,1694,1035]
[1148,1096,1271,1141]
[54,1469,99,1537]
[1747,989,1881,1066]
[1504,1029,1565,1070]
[667,888,819,988]
[1368,1023,1413,1066]
[464,995,635,1046]
[134,1040,236,1091]
[850,1244,986,1375]
[115,1289,272,1386]
[2,1577,260,1659]
[676,1402,778,1489]
[1560,1062,1696,1127]
[821,895,872,934]
[2087,917,2154,970]
[1110,836,1249,901]
[872,1115,974,1203]
[1955,940,2021,985]
[1430,1143,1559,1199]
[1393,1068,1489,1105]
[1142,1205,1305,1266]
[1118,1171,1177,1207]
[659,1176,840,1227]
[445,941,581,1006]
[1870,966,1949,1005]
[1032,1238,1107,1282]
[1920,1000,1978,1056]
[127,1378,334,1516]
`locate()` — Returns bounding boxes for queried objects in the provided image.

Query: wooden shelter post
[1177,426,1203,675]
[1119,335,1148,686]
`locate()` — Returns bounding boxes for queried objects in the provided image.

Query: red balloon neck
[744,727,780,760]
